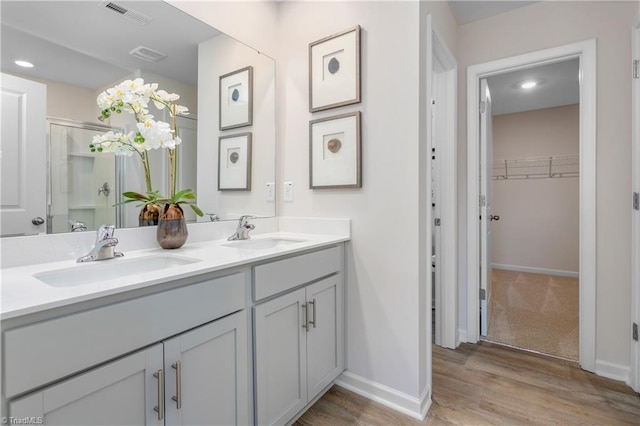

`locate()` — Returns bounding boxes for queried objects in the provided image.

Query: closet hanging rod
[492,154,579,180]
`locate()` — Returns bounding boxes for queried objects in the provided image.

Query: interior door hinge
[480,194,486,208]
[633,323,639,341]
[479,101,486,114]
[634,60,639,79]
[634,192,639,210]
[479,288,486,301]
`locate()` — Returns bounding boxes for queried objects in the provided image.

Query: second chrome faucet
[228,215,256,241]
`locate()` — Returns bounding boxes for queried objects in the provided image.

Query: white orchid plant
[90,78,202,216]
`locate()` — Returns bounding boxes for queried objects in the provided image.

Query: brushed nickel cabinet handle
[308,299,317,328]
[172,361,182,409]
[153,369,164,420]
[302,303,308,329]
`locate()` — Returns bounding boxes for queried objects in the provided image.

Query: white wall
[456,1,637,368]
[276,0,457,411]
[197,34,276,219]
[492,105,579,274]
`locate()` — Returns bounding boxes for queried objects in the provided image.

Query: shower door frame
[46,117,124,233]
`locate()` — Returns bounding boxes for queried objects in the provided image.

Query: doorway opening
[480,59,580,360]
[465,40,596,372]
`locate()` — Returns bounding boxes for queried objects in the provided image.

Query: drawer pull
[302,303,308,329]
[308,299,317,328]
[172,361,182,409]
[153,369,164,420]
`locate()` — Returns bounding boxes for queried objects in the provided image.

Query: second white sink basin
[34,255,201,287]
[222,238,307,251]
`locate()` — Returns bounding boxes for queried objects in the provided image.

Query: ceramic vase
[157,203,188,249]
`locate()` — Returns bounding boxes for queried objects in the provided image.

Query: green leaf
[172,188,194,202]
[176,201,203,217]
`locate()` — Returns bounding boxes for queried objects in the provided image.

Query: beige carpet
[487,269,579,360]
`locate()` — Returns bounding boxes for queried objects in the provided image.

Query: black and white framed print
[218,133,252,190]
[219,66,253,130]
[309,25,361,112]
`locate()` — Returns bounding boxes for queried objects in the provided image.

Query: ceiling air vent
[129,46,167,63]
[99,1,152,26]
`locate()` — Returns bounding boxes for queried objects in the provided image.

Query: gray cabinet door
[306,275,344,398]
[9,344,164,426]
[254,288,308,425]
[163,311,249,426]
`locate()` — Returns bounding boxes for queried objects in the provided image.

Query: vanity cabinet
[253,246,344,425]
[9,343,164,425]
[9,312,247,425]
[3,271,249,425]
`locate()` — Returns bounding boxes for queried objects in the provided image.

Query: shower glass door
[47,119,122,234]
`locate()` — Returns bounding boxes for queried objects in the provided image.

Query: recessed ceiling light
[521,81,537,89]
[15,60,34,68]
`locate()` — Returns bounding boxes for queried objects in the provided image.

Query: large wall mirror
[0,0,275,237]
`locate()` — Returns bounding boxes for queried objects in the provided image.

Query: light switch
[283,182,294,202]
[266,182,275,202]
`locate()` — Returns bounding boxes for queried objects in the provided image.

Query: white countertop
[1,232,348,320]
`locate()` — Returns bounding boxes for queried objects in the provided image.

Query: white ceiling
[1,1,220,89]
[486,57,579,116]
[448,1,540,25]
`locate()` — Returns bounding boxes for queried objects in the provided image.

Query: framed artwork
[218,133,252,191]
[309,25,361,113]
[219,66,253,130]
[309,111,361,189]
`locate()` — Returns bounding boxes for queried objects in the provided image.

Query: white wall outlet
[266,182,275,202]
[283,182,294,202]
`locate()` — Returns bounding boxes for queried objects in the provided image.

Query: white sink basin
[221,238,307,251]
[34,255,201,287]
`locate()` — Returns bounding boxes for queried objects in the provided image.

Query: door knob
[32,217,45,225]
[490,215,500,221]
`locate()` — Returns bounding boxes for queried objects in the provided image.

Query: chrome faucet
[77,224,124,263]
[69,220,87,232]
[228,215,256,241]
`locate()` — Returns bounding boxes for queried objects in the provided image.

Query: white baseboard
[492,263,579,278]
[335,371,431,420]
[595,360,631,385]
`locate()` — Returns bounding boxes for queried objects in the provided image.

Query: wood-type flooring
[295,341,640,425]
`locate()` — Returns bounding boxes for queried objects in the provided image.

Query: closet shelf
[492,154,579,180]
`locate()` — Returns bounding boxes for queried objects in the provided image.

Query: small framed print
[218,133,252,191]
[309,111,361,189]
[219,66,253,130]
[309,25,361,112]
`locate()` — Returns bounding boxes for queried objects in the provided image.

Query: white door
[0,73,47,236]
[480,78,494,337]
[164,312,248,425]
[9,344,164,425]
[631,15,640,393]
[254,288,308,425]
[306,275,344,398]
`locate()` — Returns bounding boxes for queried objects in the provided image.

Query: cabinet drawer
[3,271,246,399]
[253,246,342,301]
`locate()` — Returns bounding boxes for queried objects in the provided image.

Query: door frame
[426,15,458,350]
[631,14,640,392]
[465,39,597,372]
